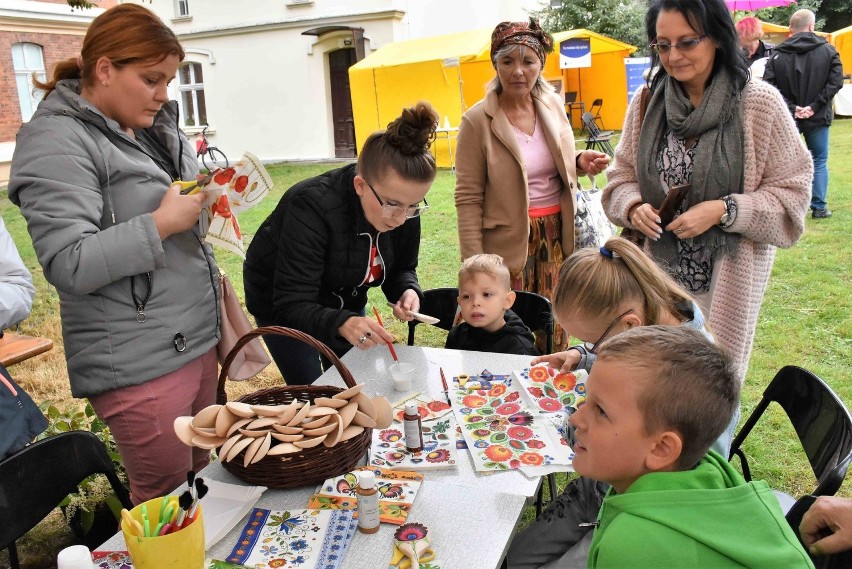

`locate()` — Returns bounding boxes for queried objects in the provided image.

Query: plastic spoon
[386,302,440,325]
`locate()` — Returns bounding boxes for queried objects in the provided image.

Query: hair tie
[599,246,613,258]
[76,55,84,70]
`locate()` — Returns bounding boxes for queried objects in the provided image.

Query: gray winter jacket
[8,79,219,397]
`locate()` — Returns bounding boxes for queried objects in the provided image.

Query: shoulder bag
[575,175,617,250]
[217,271,271,380]
[0,362,48,460]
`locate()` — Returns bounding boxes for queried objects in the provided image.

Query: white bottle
[443,115,451,129]
[356,470,381,534]
[56,545,95,569]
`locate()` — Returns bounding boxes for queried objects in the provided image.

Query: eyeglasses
[364,180,429,219]
[582,308,635,354]
[649,35,707,54]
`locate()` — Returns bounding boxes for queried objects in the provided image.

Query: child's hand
[530,349,581,373]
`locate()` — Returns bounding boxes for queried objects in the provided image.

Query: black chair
[406,287,461,346]
[589,98,604,128]
[564,91,585,130]
[728,366,852,514]
[407,288,554,353]
[581,112,614,157]
[784,495,852,569]
[0,431,133,569]
[579,98,605,135]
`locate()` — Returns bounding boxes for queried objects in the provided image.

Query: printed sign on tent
[625,57,652,103]
[560,38,591,69]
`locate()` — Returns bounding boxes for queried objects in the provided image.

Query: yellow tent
[750,18,830,46]
[350,28,637,167]
[349,28,493,168]
[831,25,852,75]
[548,30,638,131]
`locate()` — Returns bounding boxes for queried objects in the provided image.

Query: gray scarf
[637,68,744,265]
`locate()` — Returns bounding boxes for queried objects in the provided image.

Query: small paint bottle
[356,470,381,534]
[403,402,423,453]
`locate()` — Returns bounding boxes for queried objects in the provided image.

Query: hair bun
[384,101,439,155]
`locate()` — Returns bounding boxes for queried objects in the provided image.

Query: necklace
[506,112,536,144]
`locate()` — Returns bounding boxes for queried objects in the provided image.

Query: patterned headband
[490,18,554,67]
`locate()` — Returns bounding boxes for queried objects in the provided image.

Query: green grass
[1,119,850,542]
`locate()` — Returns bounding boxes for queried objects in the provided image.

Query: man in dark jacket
[764,9,844,219]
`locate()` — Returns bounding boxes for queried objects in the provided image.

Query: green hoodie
[588,451,814,568]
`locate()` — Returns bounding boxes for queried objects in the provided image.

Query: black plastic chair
[581,112,614,157]
[407,288,554,353]
[579,98,605,135]
[728,366,852,514]
[784,495,852,569]
[0,431,133,569]
[564,91,585,130]
[406,287,461,346]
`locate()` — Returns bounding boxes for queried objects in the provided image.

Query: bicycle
[195,125,229,171]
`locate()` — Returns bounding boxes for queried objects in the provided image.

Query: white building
[143,0,543,163]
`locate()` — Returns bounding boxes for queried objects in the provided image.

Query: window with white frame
[12,43,46,122]
[177,62,207,127]
[176,0,190,17]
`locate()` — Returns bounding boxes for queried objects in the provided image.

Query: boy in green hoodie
[570,326,814,568]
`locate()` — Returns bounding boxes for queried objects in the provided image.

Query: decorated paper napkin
[307,467,424,525]
[226,508,356,569]
[513,367,588,415]
[92,551,132,568]
[207,560,254,569]
[391,394,453,422]
[451,370,572,473]
[198,152,272,257]
[370,415,459,471]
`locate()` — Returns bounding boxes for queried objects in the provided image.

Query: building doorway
[329,48,357,158]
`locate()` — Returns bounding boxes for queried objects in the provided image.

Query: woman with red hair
[736,16,775,65]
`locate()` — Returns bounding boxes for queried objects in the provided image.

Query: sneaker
[812,208,832,219]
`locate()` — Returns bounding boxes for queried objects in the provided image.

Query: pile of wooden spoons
[174,384,392,468]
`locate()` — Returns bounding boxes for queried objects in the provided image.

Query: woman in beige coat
[454,19,608,350]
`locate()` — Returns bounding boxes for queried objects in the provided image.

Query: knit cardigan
[603,80,812,383]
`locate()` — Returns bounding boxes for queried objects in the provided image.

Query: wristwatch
[719,196,736,228]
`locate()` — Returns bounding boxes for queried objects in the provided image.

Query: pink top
[512,120,562,210]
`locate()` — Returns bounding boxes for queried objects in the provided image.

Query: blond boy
[571,326,813,568]
[445,254,538,356]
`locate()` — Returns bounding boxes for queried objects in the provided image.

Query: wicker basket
[216,326,371,489]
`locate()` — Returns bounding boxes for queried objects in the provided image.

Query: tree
[817,0,852,31]
[531,0,648,55]
[748,0,825,30]
[66,0,150,9]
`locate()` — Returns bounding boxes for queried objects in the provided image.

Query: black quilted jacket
[244,164,422,355]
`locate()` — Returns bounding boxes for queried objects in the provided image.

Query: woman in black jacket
[244,102,438,384]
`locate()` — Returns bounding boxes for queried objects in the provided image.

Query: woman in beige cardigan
[455,19,608,350]
[603,0,812,382]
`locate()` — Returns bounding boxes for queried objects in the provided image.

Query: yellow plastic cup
[121,496,205,569]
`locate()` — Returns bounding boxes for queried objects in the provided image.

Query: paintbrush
[372,306,399,362]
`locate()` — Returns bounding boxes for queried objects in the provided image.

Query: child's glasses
[582,308,635,354]
[365,180,429,219]
[649,36,706,54]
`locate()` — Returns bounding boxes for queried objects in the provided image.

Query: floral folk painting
[307,467,424,525]
[370,415,459,471]
[451,370,572,472]
[226,508,356,569]
[513,367,588,415]
[201,152,273,257]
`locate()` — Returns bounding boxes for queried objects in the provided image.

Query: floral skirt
[510,211,568,352]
